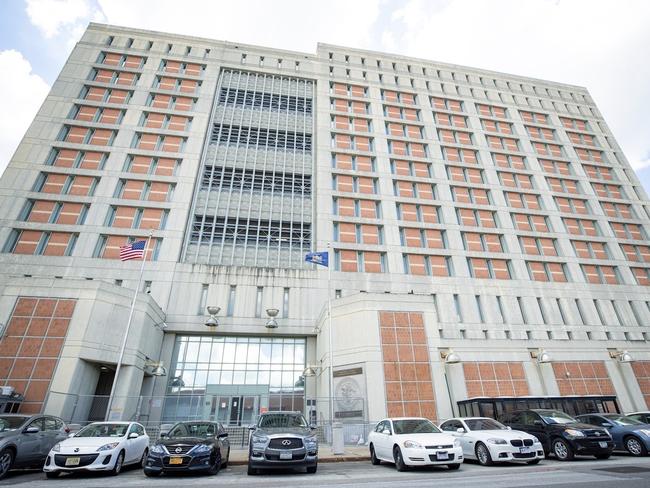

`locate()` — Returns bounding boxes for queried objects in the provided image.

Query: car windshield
[538,410,576,425]
[0,416,29,432]
[76,423,128,437]
[168,422,217,438]
[258,414,308,429]
[465,418,507,431]
[393,419,440,435]
[605,415,645,426]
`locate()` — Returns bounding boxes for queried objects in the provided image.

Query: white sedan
[43,421,149,477]
[368,417,463,471]
[439,417,544,466]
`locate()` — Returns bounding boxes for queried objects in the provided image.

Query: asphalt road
[3,455,650,488]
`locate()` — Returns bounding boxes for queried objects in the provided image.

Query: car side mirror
[456,427,466,434]
[248,424,257,431]
[25,426,40,434]
[601,422,612,428]
[128,432,139,439]
[382,429,391,435]
[309,424,317,430]
[533,420,543,426]
[218,432,228,438]
[68,432,75,438]
[159,432,167,438]
[506,426,512,430]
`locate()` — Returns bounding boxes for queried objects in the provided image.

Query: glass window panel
[207,371,220,385]
[270,371,282,387]
[233,371,245,384]
[283,343,294,364]
[198,341,211,362]
[223,342,236,363]
[247,343,260,364]
[235,342,248,363]
[210,342,223,363]
[185,341,199,361]
[257,370,270,385]
[260,343,272,364]
[294,343,305,365]
[245,371,258,384]
[271,342,283,363]
[220,370,233,384]
[194,370,207,388]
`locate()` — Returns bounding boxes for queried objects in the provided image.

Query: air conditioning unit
[0,386,15,396]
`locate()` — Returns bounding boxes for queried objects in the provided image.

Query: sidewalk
[228,445,370,465]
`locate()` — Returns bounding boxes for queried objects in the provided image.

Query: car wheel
[447,463,461,470]
[45,471,60,479]
[624,436,647,456]
[247,465,258,476]
[552,439,574,461]
[110,451,125,476]
[140,448,149,469]
[207,454,221,475]
[306,465,317,474]
[476,442,494,466]
[527,459,541,465]
[370,444,381,465]
[144,469,161,477]
[0,448,14,480]
[393,446,408,472]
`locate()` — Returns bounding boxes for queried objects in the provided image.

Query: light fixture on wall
[205,306,220,327]
[302,365,321,377]
[144,359,167,377]
[440,349,461,364]
[265,308,279,329]
[530,349,552,364]
[609,350,633,363]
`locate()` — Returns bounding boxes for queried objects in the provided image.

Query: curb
[228,456,370,466]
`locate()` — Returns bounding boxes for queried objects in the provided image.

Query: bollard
[331,422,344,455]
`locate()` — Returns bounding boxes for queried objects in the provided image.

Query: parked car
[369,417,463,471]
[439,417,544,466]
[43,421,149,478]
[627,412,650,424]
[0,414,69,479]
[499,409,613,461]
[576,413,650,456]
[248,411,318,475]
[144,421,229,477]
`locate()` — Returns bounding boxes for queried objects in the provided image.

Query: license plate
[436,451,449,460]
[520,447,531,454]
[169,456,183,465]
[599,442,608,448]
[279,450,293,460]
[65,457,80,466]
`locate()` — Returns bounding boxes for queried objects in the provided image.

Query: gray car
[247,411,318,475]
[0,414,69,479]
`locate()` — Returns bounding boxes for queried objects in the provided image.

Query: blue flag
[305,251,329,267]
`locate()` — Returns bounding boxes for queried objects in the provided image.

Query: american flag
[119,240,146,261]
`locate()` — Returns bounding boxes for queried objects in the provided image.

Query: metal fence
[44,391,378,449]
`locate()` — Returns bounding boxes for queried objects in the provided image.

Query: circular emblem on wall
[335,377,362,412]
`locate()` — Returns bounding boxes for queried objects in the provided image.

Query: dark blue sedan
[576,413,650,456]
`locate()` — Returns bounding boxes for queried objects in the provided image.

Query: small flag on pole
[119,240,146,261]
[305,251,328,267]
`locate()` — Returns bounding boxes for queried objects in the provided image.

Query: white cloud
[25,0,92,38]
[0,50,51,176]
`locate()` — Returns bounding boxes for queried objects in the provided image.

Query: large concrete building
[1,23,649,430]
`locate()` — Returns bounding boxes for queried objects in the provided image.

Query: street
[3,455,650,488]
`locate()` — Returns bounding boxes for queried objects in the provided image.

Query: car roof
[384,417,430,421]
[260,411,302,415]
[627,412,650,415]
[87,421,132,425]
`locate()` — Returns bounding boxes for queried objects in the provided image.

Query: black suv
[499,409,614,461]
[247,411,318,475]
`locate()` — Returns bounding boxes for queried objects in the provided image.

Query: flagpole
[105,231,152,421]
[326,242,334,433]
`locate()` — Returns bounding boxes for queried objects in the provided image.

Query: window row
[330,98,369,114]
[69,105,124,125]
[114,179,175,202]
[123,155,180,176]
[132,133,186,152]
[201,166,311,195]
[159,59,205,76]
[97,52,145,69]
[88,68,139,86]
[3,230,77,256]
[153,76,200,93]
[333,222,383,244]
[146,93,195,111]
[331,115,371,132]
[94,235,161,260]
[331,133,373,151]
[57,126,116,146]
[33,173,97,196]
[80,86,132,104]
[330,82,367,98]
[332,154,375,172]
[335,249,386,273]
[211,124,312,152]
[220,88,313,114]
[105,206,169,230]
[332,175,377,194]
[20,200,88,225]
[46,149,107,170]
[384,105,419,121]
[139,112,192,131]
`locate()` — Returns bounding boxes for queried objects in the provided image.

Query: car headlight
[403,440,423,449]
[487,438,507,445]
[251,435,268,448]
[453,439,461,448]
[97,442,120,452]
[304,435,318,447]
[51,443,61,452]
[564,429,586,439]
[190,444,212,455]
[150,444,166,455]
[638,429,650,437]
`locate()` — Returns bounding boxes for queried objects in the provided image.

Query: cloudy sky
[1,0,649,192]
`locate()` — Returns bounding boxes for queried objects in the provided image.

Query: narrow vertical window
[453,294,463,322]
[227,285,236,316]
[556,298,568,325]
[199,284,208,314]
[282,287,290,318]
[517,297,528,324]
[475,295,485,323]
[496,296,505,323]
[255,286,263,318]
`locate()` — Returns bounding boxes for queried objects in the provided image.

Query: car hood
[549,422,604,431]
[253,427,313,437]
[157,436,216,447]
[392,432,457,445]
[61,436,125,448]
[471,429,538,440]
